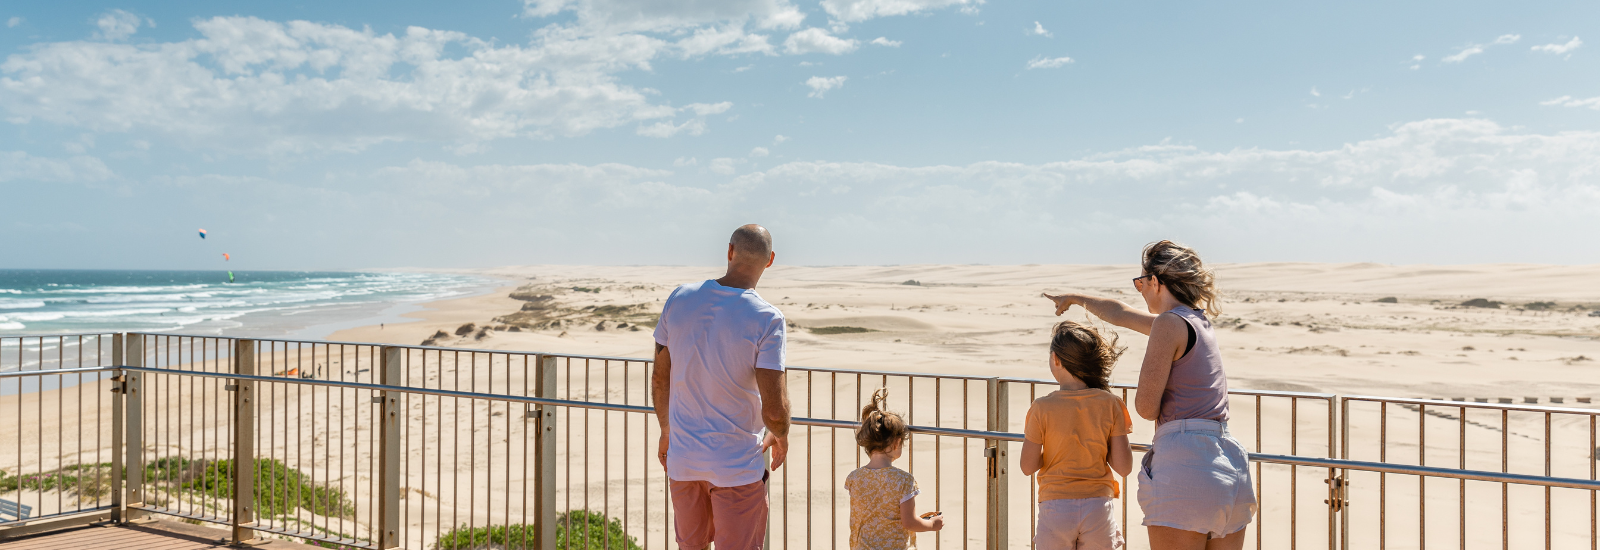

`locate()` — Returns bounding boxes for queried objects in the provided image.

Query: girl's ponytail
[856,388,908,455]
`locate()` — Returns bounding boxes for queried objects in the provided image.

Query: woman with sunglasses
[1042,240,1255,550]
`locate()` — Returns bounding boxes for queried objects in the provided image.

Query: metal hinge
[1325,475,1348,512]
[984,446,998,478]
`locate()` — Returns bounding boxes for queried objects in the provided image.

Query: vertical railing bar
[231,339,257,544]
[1339,396,1349,550]
[470,352,478,540]
[831,370,837,550]
[937,378,943,550]
[74,335,84,513]
[806,369,813,550]
[111,334,125,522]
[1459,405,1466,550]
[1256,393,1263,550]
[604,359,611,550]
[126,334,145,522]
[378,346,401,549]
[1501,408,1508,550]
[1292,396,1298,550]
[1380,401,1387,550]
[1420,402,1426,550]
[1545,411,1552,550]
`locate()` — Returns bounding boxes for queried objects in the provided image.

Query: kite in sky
[223,253,230,261]
[198,229,207,239]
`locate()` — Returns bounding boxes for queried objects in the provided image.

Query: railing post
[123,334,145,522]
[533,355,558,550]
[985,378,1009,550]
[110,334,126,523]
[231,339,257,544]
[378,347,403,549]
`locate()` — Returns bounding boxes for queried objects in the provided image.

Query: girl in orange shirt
[1020,321,1135,550]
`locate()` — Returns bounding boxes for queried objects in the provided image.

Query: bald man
[652,224,792,550]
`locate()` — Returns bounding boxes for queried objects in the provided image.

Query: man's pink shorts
[670,472,768,550]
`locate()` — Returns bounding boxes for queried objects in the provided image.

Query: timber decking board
[0,520,323,550]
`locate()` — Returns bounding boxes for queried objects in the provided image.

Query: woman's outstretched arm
[1042,292,1159,335]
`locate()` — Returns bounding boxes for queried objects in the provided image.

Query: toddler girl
[1021,321,1135,549]
[845,389,944,550]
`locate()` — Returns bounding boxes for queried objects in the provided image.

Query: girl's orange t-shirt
[1023,388,1133,501]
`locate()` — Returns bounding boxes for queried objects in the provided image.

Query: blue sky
[3,0,1598,269]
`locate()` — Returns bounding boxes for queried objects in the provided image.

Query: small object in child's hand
[920,511,941,519]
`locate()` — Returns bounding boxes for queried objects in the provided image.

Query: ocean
[0,269,494,338]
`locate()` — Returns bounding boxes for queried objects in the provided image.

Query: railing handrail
[40,364,1582,493]
[114,333,1350,401]
[1343,394,1600,416]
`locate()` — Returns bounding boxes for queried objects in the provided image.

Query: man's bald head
[729,224,773,264]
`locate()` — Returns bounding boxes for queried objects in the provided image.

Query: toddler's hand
[929,514,945,531]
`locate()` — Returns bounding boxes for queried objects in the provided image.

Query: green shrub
[811,326,874,335]
[1374,297,1398,303]
[150,457,352,517]
[434,510,639,550]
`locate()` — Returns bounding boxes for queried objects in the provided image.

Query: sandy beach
[333,263,1600,401]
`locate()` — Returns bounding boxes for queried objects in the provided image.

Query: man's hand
[761,431,789,470]
[1042,292,1076,316]
[658,433,669,469]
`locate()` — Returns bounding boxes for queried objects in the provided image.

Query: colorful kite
[223,253,230,261]
[198,229,207,239]
[228,271,235,284]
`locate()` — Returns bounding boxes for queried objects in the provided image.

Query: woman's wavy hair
[856,388,909,455]
[1141,239,1220,314]
[1049,321,1124,390]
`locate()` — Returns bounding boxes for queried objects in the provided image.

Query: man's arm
[754,368,791,470]
[653,344,671,468]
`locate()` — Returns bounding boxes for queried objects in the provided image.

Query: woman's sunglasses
[1132,274,1154,286]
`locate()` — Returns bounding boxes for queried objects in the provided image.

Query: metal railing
[0,332,1596,550]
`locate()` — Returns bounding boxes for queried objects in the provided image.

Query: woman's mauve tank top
[1157,306,1230,425]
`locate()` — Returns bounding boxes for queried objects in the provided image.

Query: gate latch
[1324,476,1348,512]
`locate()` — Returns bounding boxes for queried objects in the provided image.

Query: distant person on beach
[1043,240,1255,550]
[653,224,792,550]
[846,388,944,550]
[1020,321,1133,550]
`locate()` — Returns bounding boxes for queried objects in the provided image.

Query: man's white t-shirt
[654,279,787,488]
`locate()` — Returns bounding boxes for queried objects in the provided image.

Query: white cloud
[94,9,144,41]
[1030,21,1051,37]
[637,119,709,137]
[1025,55,1074,69]
[710,157,738,174]
[6,17,21,28]
[773,134,788,144]
[636,101,733,137]
[805,75,848,98]
[1444,34,1521,63]
[684,102,734,116]
[1310,87,1320,97]
[0,151,114,182]
[523,0,804,33]
[1443,45,1485,63]
[750,146,770,157]
[870,37,901,47]
[0,17,696,153]
[1532,36,1582,55]
[820,0,979,23]
[675,24,775,57]
[673,156,698,166]
[784,28,860,55]
[1541,95,1600,109]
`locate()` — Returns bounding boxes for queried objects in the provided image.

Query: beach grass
[434,510,640,550]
